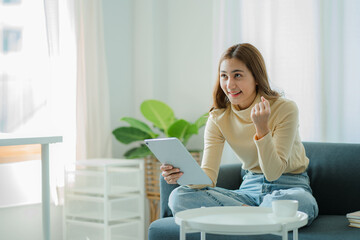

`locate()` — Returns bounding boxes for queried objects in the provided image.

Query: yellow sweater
[201,94,309,187]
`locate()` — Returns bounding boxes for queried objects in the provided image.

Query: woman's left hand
[251,96,271,139]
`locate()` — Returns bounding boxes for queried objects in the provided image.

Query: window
[0,0,76,207]
[0,0,49,163]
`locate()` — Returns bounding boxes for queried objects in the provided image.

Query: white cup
[272,200,299,218]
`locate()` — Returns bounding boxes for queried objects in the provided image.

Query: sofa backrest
[303,142,360,215]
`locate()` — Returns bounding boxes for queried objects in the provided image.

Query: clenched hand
[250,96,271,139]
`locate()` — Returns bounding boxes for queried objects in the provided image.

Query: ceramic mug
[272,200,299,218]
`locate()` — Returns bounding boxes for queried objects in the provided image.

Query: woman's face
[220,58,257,110]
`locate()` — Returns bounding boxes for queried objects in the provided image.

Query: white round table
[174,206,308,240]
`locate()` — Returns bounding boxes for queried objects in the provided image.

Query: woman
[160,43,319,224]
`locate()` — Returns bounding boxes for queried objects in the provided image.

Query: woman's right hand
[160,164,183,184]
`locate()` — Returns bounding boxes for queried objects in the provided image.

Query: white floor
[0,203,63,240]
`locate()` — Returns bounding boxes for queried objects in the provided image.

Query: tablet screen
[144,138,212,185]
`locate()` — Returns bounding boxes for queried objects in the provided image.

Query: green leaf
[154,125,165,134]
[183,123,198,145]
[120,117,158,138]
[195,113,209,129]
[112,127,152,144]
[167,119,190,141]
[140,100,175,133]
[124,145,152,159]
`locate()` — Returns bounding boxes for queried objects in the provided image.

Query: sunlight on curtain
[44,0,112,205]
[214,0,360,143]
[45,0,77,204]
[74,0,112,160]
[39,0,77,204]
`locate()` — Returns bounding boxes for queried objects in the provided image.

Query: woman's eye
[235,73,241,78]
[220,74,227,79]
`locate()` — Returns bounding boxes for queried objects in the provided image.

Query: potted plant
[112,99,208,222]
[112,99,208,158]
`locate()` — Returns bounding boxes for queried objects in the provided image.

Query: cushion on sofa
[303,142,360,215]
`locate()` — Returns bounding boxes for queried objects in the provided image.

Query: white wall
[104,0,215,158]
[102,0,135,158]
[164,1,214,150]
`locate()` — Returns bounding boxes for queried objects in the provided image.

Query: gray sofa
[148,142,360,240]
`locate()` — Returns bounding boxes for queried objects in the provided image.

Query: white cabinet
[64,159,145,240]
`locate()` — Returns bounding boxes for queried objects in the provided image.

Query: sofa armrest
[159,175,179,218]
[159,163,243,218]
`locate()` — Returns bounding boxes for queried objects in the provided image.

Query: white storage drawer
[66,167,141,195]
[111,221,141,240]
[66,194,141,221]
[64,159,145,240]
[66,219,141,240]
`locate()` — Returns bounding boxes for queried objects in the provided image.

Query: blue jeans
[168,171,319,225]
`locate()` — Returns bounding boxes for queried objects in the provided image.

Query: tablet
[144,137,212,186]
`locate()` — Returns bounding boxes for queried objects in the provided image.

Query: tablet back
[144,137,212,185]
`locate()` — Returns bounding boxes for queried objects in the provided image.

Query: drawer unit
[64,159,144,240]
[66,194,141,221]
[66,168,141,196]
[66,219,141,240]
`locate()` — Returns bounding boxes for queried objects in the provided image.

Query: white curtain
[74,0,112,160]
[43,0,77,204]
[43,0,112,203]
[214,0,360,143]
[320,0,360,142]
[44,0,112,161]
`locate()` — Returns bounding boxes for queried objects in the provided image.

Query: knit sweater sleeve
[254,101,299,181]
[188,114,225,189]
[201,115,226,187]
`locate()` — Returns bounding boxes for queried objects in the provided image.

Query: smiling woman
[163,43,319,229]
[212,43,280,111]
[219,58,258,110]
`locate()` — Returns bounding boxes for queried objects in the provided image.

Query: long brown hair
[211,43,280,110]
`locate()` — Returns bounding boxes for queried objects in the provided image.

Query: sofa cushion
[148,216,359,240]
[299,215,360,240]
[303,142,360,215]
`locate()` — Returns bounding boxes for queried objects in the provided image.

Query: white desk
[0,134,63,240]
[175,206,308,240]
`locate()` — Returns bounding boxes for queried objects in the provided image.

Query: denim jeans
[168,171,319,225]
